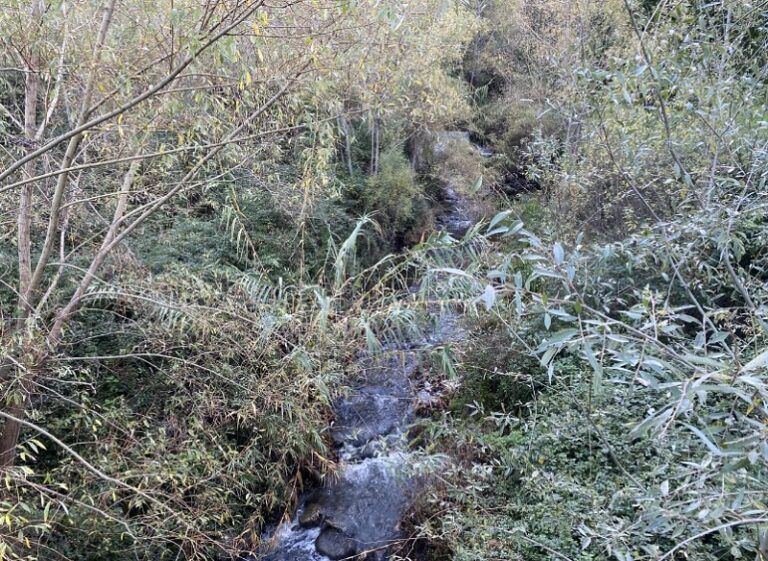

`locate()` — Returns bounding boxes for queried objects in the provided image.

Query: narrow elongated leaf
[742,348,768,373]
[553,242,565,265]
[684,423,725,456]
[583,343,604,393]
[481,284,496,311]
[630,409,673,439]
[546,328,579,346]
[487,210,512,232]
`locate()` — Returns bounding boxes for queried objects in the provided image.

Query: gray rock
[304,455,412,557]
[298,502,324,528]
[315,528,358,560]
[477,146,494,158]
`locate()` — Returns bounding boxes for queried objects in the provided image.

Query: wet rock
[416,385,442,410]
[303,455,412,558]
[332,391,409,448]
[478,147,494,158]
[315,528,358,560]
[443,187,460,202]
[298,502,324,528]
[256,523,324,561]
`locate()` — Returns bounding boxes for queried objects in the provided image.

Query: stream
[255,342,440,561]
[252,139,482,561]
[255,326,462,561]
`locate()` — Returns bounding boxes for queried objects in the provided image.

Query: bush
[345,149,433,252]
[451,316,539,414]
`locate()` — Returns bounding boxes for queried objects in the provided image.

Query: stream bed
[256,325,460,561]
[254,141,479,561]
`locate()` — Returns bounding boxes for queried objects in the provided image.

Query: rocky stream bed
[253,135,486,561]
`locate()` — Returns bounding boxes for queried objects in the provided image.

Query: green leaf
[629,409,673,439]
[433,267,476,279]
[553,242,565,265]
[487,210,512,232]
[481,284,496,311]
[470,175,483,194]
[545,328,579,347]
[684,423,726,456]
[742,347,768,373]
[540,346,558,367]
[583,343,604,393]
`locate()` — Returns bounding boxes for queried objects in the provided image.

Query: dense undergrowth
[407,1,768,560]
[0,0,475,558]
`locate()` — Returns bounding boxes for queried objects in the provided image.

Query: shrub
[353,149,434,250]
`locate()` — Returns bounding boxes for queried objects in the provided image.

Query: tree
[0,0,486,556]
[0,0,306,469]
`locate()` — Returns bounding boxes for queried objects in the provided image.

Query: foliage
[0,0,482,558]
[363,150,434,249]
[413,194,768,560]
[408,1,768,560]
[1,0,766,560]
[522,0,768,237]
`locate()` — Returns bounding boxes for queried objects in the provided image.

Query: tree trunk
[0,357,15,467]
[2,0,117,469]
[4,1,43,469]
[16,1,44,318]
[0,400,26,468]
[370,110,381,175]
[0,345,39,469]
[338,115,353,176]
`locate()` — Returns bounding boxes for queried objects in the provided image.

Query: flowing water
[253,145,481,561]
[255,330,459,561]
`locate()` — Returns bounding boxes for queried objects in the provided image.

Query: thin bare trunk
[45,65,305,347]
[622,0,690,185]
[370,114,376,175]
[24,0,117,310]
[0,399,26,468]
[338,114,354,175]
[2,0,117,469]
[2,158,136,469]
[370,110,380,175]
[47,159,140,346]
[16,1,45,320]
[35,5,70,141]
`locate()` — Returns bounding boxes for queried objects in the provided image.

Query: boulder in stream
[331,351,418,451]
[315,528,358,560]
[298,502,324,529]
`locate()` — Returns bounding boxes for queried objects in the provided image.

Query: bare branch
[0,0,266,184]
[34,3,71,141]
[24,0,118,313]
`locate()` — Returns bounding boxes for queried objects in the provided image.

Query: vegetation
[1,0,766,560]
[411,2,768,561]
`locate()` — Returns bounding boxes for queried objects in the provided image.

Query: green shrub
[343,149,433,253]
[451,317,540,414]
